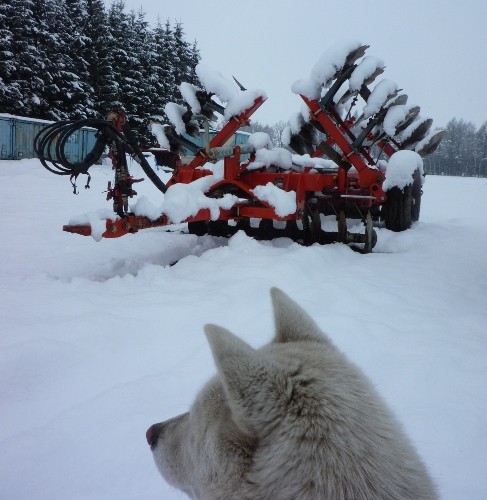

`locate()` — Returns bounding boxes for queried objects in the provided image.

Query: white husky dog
[147,288,437,499]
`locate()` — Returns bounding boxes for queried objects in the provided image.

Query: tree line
[0,0,200,141]
[423,119,487,177]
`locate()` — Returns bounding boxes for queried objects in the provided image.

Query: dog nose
[146,424,159,446]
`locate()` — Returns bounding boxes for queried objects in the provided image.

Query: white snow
[195,63,239,103]
[291,154,338,171]
[164,102,188,136]
[383,150,424,190]
[292,39,363,99]
[349,56,384,91]
[150,122,170,149]
[247,147,293,171]
[250,182,297,217]
[179,82,202,114]
[1,158,487,500]
[223,88,267,120]
[383,104,409,137]
[194,63,266,119]
[415,128,444,155]
[363,79,398,118]
[68,209,120,242]
[248,131,273,150]
[133,160,238,224]
[162,179,238,223]
[400,115,431,142]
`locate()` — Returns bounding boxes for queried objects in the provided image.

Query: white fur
[147,288,437,499]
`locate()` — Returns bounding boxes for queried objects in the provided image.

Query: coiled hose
[34,118,167,194]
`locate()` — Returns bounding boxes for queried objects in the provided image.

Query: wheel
[187,221,207,236]
[207,220,230,237]
[382,166,423,231]
[411,168,422,222]
[382,182,413,232]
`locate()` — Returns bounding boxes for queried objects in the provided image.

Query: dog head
[146,287,330,498]
[146,287,437,499]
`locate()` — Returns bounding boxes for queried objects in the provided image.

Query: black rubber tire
[187,221,207,236]
[411,168,422,222]
[383,183,413,232]
[207,220,230,237]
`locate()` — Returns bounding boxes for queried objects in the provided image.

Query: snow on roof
[291,39,363,99]
[0,113,54,124]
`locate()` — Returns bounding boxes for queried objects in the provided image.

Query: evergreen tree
[150,18,176,118]
[125,8,154,141]
[84,0,118,116]
[1,0,51,116]
[172,22,199,92]
[0,0,201,135]
[475,122,487,177]
[63,0,97,117]
[0,2,21,110]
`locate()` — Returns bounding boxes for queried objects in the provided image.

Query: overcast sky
[111,0,486,129]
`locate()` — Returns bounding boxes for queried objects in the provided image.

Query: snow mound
[250,182,297,217]
[383,150,424,191]
[248,148,293,171]
[248,132,273,150]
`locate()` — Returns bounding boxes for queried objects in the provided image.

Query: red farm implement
[34,41,444,253]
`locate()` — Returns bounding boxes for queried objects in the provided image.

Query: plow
[34,41,444,253]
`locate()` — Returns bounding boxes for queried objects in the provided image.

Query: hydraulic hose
[34,118,167,193]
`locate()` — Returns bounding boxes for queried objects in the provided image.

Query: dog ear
[204,324,290,432]
[270,287,327,344]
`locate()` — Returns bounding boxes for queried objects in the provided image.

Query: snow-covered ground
[0,158,486,499]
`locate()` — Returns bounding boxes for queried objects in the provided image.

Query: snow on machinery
[34,41,444,253]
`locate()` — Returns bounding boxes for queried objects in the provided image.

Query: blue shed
[0,114,97,161]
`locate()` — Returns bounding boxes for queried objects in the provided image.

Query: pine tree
[124,8,154,141]
[0,0,201,133]
[0,2,21,111]
[150,18,176,118]
[63,0,97,118]
[172,22,198,92]
[84,0,118,116]
[1,0,51,117]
